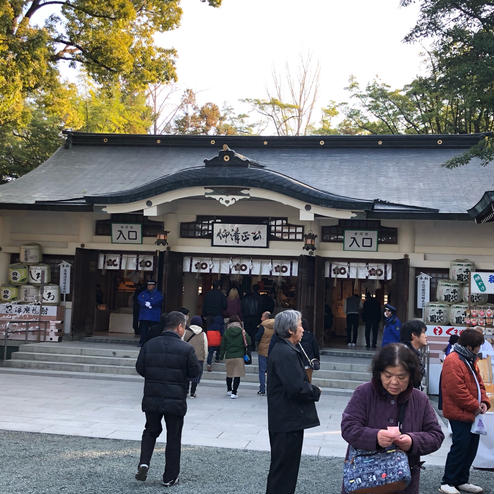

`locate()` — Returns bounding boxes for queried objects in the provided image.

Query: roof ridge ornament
[204,146,264,168]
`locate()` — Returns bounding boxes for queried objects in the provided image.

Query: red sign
[433,327,443,335]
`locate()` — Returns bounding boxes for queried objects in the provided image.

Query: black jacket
[202,289,227,317]
[136,331,201,416]
[267,338,321,432]
[362,298,381,323]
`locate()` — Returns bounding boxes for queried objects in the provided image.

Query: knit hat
[190,315,203,327]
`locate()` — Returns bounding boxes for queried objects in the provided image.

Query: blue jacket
[382,314,401,347]
[137,288,163,322]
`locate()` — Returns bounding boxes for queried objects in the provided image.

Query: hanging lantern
[303,232,317,255]
[155,230,170,246]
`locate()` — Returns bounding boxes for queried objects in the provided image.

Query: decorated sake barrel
[8,263,29,285]
[28,264,51,285]
[449,259,475,283]
[425,302,450,325]
[19,243,42,264]
[19,284,40,304]
[436,280,461,304]
[462,285,489,305]
[0,285,18,302]
[449,303,468,326]
[41,284,60,305]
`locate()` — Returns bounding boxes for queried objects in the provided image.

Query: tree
[400,0,493,167]
[171,89,254,135]
[0,0,222,179]
[245,54,320,136]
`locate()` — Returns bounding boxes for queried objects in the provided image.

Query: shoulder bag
[298,343,320,370]
[465,360,488,435]
[343,403,411,493]
[241,329,252,365]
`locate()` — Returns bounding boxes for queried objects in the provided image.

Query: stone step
[8,352,369,381]
[17,343,370,372]
[4,359,366,390]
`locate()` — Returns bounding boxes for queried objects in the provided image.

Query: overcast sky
[157,0,428,114]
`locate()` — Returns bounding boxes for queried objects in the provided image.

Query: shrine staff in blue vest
[138,280,164,346]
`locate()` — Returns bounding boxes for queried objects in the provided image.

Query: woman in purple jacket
[341,343,444,494]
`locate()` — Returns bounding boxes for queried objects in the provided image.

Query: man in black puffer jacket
[135,311,201,487]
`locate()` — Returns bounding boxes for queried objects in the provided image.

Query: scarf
[453,343,478,366]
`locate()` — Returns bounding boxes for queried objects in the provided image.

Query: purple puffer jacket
[341,380,444,494]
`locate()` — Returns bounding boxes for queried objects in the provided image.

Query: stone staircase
[2,342,373,391]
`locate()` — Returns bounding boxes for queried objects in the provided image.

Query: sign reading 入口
[111,223,142,244]
[343,230,378,252]
[212,223,268,248]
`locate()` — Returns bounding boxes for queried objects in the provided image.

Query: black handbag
[241,329,252,365]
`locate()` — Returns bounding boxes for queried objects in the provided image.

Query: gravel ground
[1,430,492,494]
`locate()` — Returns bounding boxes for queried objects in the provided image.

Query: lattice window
[321,220,397,244]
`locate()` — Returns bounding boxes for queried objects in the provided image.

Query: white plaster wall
[0,203,492,285]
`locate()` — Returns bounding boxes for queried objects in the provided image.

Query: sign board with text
[416,272,431,309]
[111,223,142,244]
[471,272,494,294]
[343,230,378,252]
[212,223,268,248]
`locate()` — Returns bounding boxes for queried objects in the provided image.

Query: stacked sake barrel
[1,244,60,305]
[425,259,492,327]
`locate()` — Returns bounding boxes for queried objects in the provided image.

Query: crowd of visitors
[132,282,491,494]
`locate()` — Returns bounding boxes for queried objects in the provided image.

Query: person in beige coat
[255,312,274,395]
[184,316,208,397]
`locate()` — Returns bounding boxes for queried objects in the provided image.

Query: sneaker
[162,477,179,487]
[230,393,238,399]
[457,484,483,494]
[135,464,149,481]
[190,393,196,398]
[257,390,265,395]
[226,390,232,396]
[207,365,212,372]
[347,342,352,347]
[439,485,460,494]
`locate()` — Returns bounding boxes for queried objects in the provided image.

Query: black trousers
[364,321,379,347]
[346,314,359,344]
[139,411,184,482]
[442,419,480,486]
[266,429,304,494]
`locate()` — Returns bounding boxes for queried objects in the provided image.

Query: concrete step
[6,342,370,391]
[9,351,369,381]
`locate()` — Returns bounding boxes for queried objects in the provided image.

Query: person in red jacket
[439,329,490,494]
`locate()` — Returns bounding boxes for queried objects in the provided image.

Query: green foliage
[399,0,493,166]
[0,0,222,179]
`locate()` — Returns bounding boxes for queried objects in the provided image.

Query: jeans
[346,314,359,344]
[207,347,220,365]
[442,419,480,486]
[139,411,184,482]
[258,355,268,393]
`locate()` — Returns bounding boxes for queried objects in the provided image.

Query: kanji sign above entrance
[343,230,378,251]
[111,223,142,244]
[212,223,268,248]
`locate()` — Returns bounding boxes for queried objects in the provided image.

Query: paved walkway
[0,370,452,466]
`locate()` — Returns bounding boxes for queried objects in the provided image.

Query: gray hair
[274,310,302,339]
